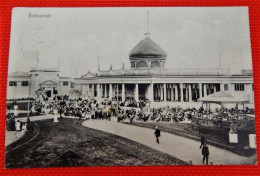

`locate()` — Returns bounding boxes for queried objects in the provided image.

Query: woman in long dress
[15,120,21,131]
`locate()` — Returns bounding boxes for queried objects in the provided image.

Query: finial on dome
[98,56,100,71]
[144,10,151,37]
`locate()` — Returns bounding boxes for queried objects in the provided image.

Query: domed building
[7,34,254,104]
[129,34,167,69]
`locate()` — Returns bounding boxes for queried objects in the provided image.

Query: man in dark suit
[199,133,206,149]
[154,126,161,144]
[202,143,209,165]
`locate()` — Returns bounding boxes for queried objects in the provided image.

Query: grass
[5,118,187,168]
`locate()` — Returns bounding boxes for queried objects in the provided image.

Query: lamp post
[27,82,31,118]
[116,84,119,111]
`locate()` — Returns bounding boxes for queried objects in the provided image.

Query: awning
[198,91,249,104]
[35,88,47,94]
[69,89,81,94]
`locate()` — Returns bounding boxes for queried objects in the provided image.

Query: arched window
[151,61,160,68]
[130,62,135,68]
[136,61,148,68]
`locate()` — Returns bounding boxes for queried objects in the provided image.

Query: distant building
[7,34,254,103]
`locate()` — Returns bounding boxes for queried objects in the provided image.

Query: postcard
[5,7,256,168]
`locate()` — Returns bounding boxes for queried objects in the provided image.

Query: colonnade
[84,82,221,102]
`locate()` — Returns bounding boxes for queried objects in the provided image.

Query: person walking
[199,133,206,149]
[20,120,23,131]
[202,143,209,165]
[154,126,161,144]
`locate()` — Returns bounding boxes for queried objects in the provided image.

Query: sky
[8,7,252,77]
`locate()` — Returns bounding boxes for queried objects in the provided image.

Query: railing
[192,114,255,130]
[98,68,231,76]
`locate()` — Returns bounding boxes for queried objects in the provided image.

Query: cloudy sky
[9,7,252,76]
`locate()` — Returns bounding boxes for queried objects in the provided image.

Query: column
[180,83,184,102]
[109,84,112,99]
[204,84,207,97]
[102,84,105,97]
[185,85,188,102]
[92,84,95,97]
[175,84,178,101]
[116,84,119,101]
[220,83,225,91]
[97,84,101,98]
[86,84,89,97]
[148,61,151,68]
[122,83,125,102]
[171,85,174,101]
[104,84,107,98]
[213,84,217,93]
[158,85,161,100]
[135,83,139,101]
[199,83,203,98]
[164,83,167,101]
[160,85,163,101]
[149,83,154,102]
[100,84,103,98]
[189,84,192,102]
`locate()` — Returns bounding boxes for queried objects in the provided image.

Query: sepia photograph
[5,7,256,168]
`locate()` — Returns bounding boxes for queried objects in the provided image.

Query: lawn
[5,118,187,168]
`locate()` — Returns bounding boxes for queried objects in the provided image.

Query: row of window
[62,81,73,87]
[63,81,69,86]
[233,84,254,91]
[130,61,161,68]
[9,81,29,86]
[223,84,254,92]
[9,81,69,87]
[8,81,254,92]
[33,74,59,77]
[234,84,245,91]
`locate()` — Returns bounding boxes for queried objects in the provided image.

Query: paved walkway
[82,120,256,165]
[5,131,25,146]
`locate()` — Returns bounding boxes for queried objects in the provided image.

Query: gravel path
[83,120,257,165]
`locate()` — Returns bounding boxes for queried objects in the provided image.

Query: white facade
[6,35,254,103]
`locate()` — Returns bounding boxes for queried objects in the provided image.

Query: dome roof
[129,36,167,59]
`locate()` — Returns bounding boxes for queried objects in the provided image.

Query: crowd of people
[27,94,192,123]
[30,96,118,120]
[7,93,255,165]
[8,93,255,127]
[8,118,28,131]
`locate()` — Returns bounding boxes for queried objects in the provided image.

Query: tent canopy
[198,91,249,104]
[35,88,47,94]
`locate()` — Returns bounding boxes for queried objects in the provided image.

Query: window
[35,74,39,77]
[234,84,244,91]
[130,62,135,68]
[136,61,148,68]
[71,82,74,88]
[9,81,17,86]
[63,81,69,86]
[224,84,228,91]
[252,84,254,91]
[21,81,29,86]
[151,61,160,68]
